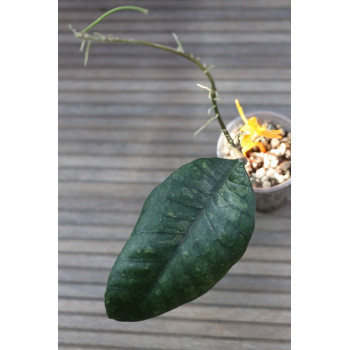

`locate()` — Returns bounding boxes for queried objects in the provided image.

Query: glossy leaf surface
[105,158,255,321]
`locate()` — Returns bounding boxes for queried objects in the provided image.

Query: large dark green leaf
[105,158,255,321]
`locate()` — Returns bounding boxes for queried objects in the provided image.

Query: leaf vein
[170,176,211,197]
[204,208,233,254]
[222,182,255,221]
[115,160,241,314]
[156,191,204,210]
[192,161,218,182]
[210,195,246,236]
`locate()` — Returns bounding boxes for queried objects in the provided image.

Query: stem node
[72,8,237,150]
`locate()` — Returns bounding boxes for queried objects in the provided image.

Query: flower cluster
[235,99,282,157]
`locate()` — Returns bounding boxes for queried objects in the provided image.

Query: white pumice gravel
[221,122,291,189]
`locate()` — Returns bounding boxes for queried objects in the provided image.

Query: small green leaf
[172,33,184,53]
[193,114,218,137]
[105,158,255,321]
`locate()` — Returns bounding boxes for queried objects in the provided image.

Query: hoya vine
[70,6,256,322]
[70,5,242,156]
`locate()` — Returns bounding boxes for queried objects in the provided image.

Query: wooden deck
[58,1,291,349]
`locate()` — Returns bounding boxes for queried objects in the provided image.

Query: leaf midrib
[131,159,240,310]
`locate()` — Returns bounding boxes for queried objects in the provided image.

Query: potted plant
[217,105,291,212]
[70,6,290,322]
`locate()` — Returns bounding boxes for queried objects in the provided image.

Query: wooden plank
[58,46,290,60]
[58,129,219,144]
[58,168,171,183]
[58,269,290,296]
[58,36,290,51]
[58,92,290,105]
[59,314,290,341]
[59,57,290,69]
[59,59,289,71]
[59,0,291,10]
[58,224,290,247]
[58,45,290,62]
[57,145,215,159]
[59,20,290,33]
[59,273,290,296]
[58,114,287,130]
[58,299,290,324]
[58,142,218,157]
[56,156,290,184]
[59,40,291,55]
[57,199,290,219]
[58,103,290,117]
[58,208,291,229]
[59,8,291,22]
[58,347,118,350]
[57,114,287,132]
[57,196,291,214]
[191,289,290,309]
[57,195,290,215]
[58,68,291,80]
[58,105,291,118]
[60,31,290,44]
[58,329,290,350]
[58,286,290,309]
[58,182,160,198]
[58,239,289,262]
[58,242,290,264]
[58,80,290,93]
[57,198,290,219]
[57,167,289,189]
[58,104,290,119]
[58,264,290,286]
[58,155,195,169]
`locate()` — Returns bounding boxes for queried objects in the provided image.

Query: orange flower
[235,99,282,157]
